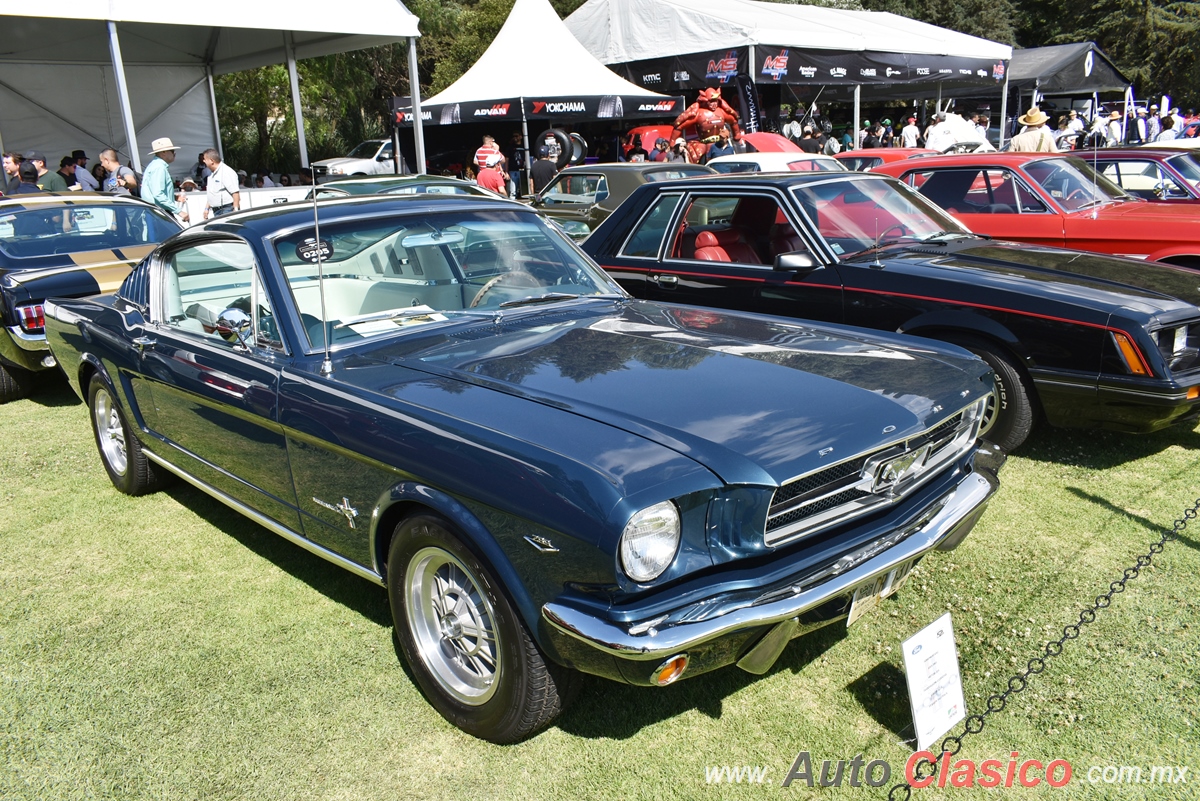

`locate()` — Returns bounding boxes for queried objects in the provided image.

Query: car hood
[1089,199,1200,225]
[349,300,991,487]
[887,238,1200,315]
[312,156,372,169]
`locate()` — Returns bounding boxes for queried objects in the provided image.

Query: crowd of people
[1,137,312,222]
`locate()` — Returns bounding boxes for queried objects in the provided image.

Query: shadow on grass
[162,481,392,628]
[557,623,847,740]
[1014,420,1200,469]
[22,372,81,408]
[845,662,914,742]
[1065,486,1200,556]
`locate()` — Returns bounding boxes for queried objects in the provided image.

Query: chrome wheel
[405,546,501,706]
[93,386,128,476]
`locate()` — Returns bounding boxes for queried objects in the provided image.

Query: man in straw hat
[1010,107,1056,152]
[141,137,188,221]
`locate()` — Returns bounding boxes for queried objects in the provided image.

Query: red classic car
[1075,148,1200,203]
[872,153,1200,268]
[834,147,938,172]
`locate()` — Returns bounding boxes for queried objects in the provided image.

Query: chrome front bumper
[543,467,998,671]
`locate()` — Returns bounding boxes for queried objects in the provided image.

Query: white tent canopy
[0,1,423,176]
[566,0,1011,67]
[425,0,672,106]
[397,0,680,130]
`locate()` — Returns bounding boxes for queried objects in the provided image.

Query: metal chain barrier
[887,495,1200,800]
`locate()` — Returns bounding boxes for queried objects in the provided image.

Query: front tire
[88,375,166,496]
[387,513,576,743]
[945,336,1036,452]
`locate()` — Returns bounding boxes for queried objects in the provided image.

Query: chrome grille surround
[764,396,988,546]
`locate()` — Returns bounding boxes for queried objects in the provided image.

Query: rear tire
[388,513,577,743]
[0,362,35,403]
[945,336,1035,452]
[88,375,166,496]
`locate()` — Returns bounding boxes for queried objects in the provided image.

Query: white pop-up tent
[0,1,426,176]
[393,0,682,132]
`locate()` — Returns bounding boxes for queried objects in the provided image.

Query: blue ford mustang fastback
[44,194,1001,742]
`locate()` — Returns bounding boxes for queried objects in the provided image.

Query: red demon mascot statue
[672,87,742,163]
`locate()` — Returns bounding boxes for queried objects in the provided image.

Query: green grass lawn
[2,379,1198,800]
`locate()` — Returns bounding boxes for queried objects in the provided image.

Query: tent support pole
[285,32,309,169]
[936,82,942,112]
[408,36,426,175]
[107,21,141,172]
[520,111,530,197]
[998,70,1009,149]
[852,84,860,150]
[206,66,224,157]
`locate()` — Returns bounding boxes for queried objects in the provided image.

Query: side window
[160,241,282,351]
[619,195,681,258]
[670,194,802,266]
[542,174,608,205]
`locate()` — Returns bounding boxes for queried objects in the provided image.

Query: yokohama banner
[391,94,686,126]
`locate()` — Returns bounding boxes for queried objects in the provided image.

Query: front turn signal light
[653,654,689,686]
[1112,332,1151,377]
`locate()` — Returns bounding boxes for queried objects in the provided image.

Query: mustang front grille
[764,398,987,546]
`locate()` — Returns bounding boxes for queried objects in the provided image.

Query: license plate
[848,561,913,627]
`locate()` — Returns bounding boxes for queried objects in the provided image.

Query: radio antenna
[311,166,333,375]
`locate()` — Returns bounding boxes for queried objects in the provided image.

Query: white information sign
[902,612,966,752]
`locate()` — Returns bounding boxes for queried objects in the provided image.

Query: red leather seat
[693,229,761,263]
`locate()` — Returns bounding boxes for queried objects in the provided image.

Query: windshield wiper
[497,292,581,308]
[919,231,977,243]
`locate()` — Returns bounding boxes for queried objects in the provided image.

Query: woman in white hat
[140,137,188,221]
[1009,107,1056,152]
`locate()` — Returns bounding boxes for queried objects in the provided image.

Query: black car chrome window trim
[662,187,835,267]
[615,191,685,260]
[149,232,290,358]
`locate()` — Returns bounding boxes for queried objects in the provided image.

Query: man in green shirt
[140,137,189,222]
[24,150,68,192]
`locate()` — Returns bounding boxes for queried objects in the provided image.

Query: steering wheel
[876,223,910,243]
[469,270,541,308]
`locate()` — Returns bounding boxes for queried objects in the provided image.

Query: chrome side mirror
[215,307,252,349]
[773,252,822,275]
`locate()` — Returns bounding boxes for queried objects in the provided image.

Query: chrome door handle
[132,336,157,353]
[652,274,679,287]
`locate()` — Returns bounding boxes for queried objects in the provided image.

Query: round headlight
[619,501,681,583]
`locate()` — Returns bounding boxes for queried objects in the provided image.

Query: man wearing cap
[12,162,42,194]
[1010,107,1056,152]
[200,149,240,219]
[72,150,99,190]
[141,137,188,221]
[1147,105,1162,141]
[901,117,920,148]
[24,151,68,192]
[476,152,508,196]
[650,138,670,162]
[530,146,557,194]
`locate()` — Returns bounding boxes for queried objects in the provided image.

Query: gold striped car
[0,193,181,401]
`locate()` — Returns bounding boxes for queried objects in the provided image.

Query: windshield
[1167,153,1200,188]
[1022,157,1130,211]
[272,209,623,350]
[541,174,609,205]
[346,141,384,159]
[790,176,969,259]
[0,203,180,260]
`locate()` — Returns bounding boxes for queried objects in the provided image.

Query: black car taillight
[16,304,45,334]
